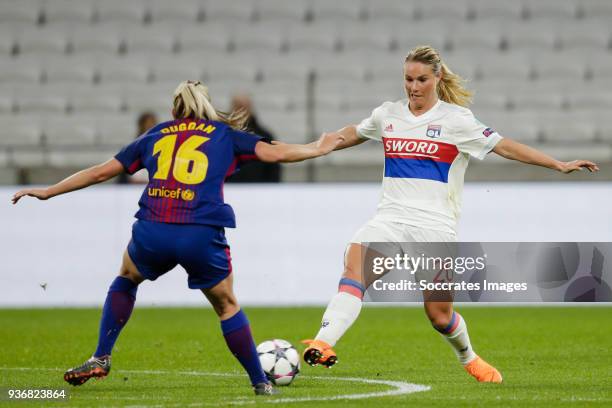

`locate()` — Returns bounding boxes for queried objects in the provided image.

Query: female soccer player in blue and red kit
[12,80,344,396]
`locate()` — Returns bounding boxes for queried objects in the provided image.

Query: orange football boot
[464,356,503,383]
[302,339,337,368]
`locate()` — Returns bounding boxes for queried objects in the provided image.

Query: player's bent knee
[216,299,239,320]
[428,314,452,330]
[118,265,144,284]
[206,292,239,319]
[120,250,145,284]
[425,306,454,330]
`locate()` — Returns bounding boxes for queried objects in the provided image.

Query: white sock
[315,291,362,347]
[439,312,477,365]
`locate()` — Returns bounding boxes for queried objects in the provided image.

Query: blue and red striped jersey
[115,118,262,227]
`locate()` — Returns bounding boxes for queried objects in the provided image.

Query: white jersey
[356,99,502,235]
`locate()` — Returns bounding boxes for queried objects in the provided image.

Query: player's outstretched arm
[12,158,125,204]
[330,125,367,151]
[492,138,599,174]
[255,132,345,163]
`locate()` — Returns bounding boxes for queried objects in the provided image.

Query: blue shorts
[127,220,232,289]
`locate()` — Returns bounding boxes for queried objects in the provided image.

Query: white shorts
[350,216,457,244]
[350,217,457,289]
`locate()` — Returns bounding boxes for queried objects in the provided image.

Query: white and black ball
[256,339,300,386]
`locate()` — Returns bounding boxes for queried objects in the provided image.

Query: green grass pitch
[1,307,611,407]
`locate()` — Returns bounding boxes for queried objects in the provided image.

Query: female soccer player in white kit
[303,46,599,383]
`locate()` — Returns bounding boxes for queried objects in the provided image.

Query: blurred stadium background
[1,0,611,184]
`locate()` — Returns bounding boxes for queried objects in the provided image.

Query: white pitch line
[0,367,431,405]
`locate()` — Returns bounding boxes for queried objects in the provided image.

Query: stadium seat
[0,93,13,113]
[42,0,95,24]
[150,57,205,83]
[503,20,559,52]
[468,0,524,20]
[338,23,394,52]
[0,26,18,56]
[597,120,612,142]
[231,24,286,53]
[416,0,470,21]
[365,78,406,100]
[256,0,309,23]
[68,85,124,114]
[309,0,365,22]
[203,0,256,22]
[205,77,261,104]
[470,92,509,112]
[98,56,151,84]
[47,149,121,167]
[203,53,260,83]
[314,89,347,111]
[534,143,612,161]
[364,53,409,84]
[0,59,43,83]
[589,54,612,81]
[446,20,504,53]
[489,117,541,144]
[531,52,588,82]
[285,24,340,53]
[94,0,148,23]
[95,114,137,146]
[177,22,232,53]
[474,108,534,127]
[557,20,611,51]
[315,54,369,82]
[256,110,309,144]
[14,89,68,114]
[256,53,313,83]
[316,79,400,111]
[394,20,449,53]
[476,52,534,83]
[0,0,42,24]
[148,0,202,23]
[507,89,567,113]
[251,92,304,112]
[524,0,579,20]
[578,0,612,18]
[69,23,123,55]
[251,81,308,110]
[123,88,170,114]
[0,115,43,147]
[0,149,8,167]
[441,53,480,81]
[363,0,416,21]
[10,149,47,167]
[314,107,372,135]
[539,114,598,143]
[122,26,177,55]
[43,116,97,147]
[43,55,97,84]
[567,91,612,112]
[17,26,70,55]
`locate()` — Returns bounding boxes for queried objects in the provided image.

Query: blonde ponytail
[405,46,473,107]
[172,80,249,130]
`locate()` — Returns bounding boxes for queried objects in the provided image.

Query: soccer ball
[256,339,300,386]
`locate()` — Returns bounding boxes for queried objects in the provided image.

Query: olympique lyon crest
[426,124,442,138]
